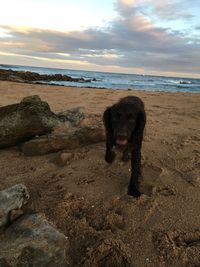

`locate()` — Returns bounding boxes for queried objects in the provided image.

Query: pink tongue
[116,139,128,146]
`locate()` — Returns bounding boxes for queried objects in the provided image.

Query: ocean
[1,64,200,93]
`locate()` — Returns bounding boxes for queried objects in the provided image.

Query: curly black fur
[103,96,146,197]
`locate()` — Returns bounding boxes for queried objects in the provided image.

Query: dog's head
[103,96,146,147]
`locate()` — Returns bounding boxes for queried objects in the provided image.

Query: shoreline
[1,78,199,94]
[30,81,200,94]
[1,66,199,93]
[0,80,198,97]
[0,81,198,114]
[1,63,199,82]
[1,81,199,116]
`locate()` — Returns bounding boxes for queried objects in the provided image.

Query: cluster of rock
[0,69,93,84]
[0,184,70,266]
[0,96,107,265]
[0,185,132,266]
[0,95,105,154]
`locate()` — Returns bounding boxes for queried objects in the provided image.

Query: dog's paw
[105,151,116,163]
[127,185,141,198]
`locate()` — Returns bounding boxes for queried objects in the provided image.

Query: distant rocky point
[0,69,93,84]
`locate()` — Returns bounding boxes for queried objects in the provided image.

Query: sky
[0,0,200,78]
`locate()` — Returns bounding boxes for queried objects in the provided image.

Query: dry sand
[0,81,200,266]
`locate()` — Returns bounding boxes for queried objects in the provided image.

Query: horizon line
[1,63,199,80]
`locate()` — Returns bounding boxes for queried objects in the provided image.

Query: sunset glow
[0,0,199,77]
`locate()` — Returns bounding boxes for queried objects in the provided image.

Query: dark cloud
[0,0,200,77]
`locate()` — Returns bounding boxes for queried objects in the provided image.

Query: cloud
[148,0,194,21]
[0,0,200,77]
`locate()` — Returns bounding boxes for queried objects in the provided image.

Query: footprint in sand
[43,173,66,197]
[140,164,163,196]
[151,186,176,196]
[75,176,95,185]
[80,238,131,267]
[185,169,200,188]
[153,230,200,266]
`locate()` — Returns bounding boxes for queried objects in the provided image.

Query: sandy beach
[0,80,200,266]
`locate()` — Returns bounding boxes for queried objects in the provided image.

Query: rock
[74,126,105,145]
[0,213,69,266]
[7,75,24,83]
[0,95,59,148]
[57,107,85,126]
[56,152,85,166]
[21,126,105,156]
[58,152,75,165]
[20,95,41,103]
[21,133,79,156]
[0,184,29,228]
[0,69,91,83]
[80,238,131,267]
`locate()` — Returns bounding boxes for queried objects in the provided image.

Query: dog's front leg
[128,147,142,197]
[105,135,116,163]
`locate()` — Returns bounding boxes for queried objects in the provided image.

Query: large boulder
[21,126,105,156]
[0,95,59,148]
[0,184,29,228]
[0,213,69,267]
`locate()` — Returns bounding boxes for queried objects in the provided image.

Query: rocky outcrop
[21,126,105,156]
[0,213,69,267]
[0,95,59,148]
[0,69,91,83]
[0,184,29,228]
[0,95,104,153]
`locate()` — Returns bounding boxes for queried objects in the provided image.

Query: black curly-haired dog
[103,96,146,197]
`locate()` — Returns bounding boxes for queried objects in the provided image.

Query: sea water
[1,64,200,93]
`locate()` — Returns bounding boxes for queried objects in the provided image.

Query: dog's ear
[103,106,113,135]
